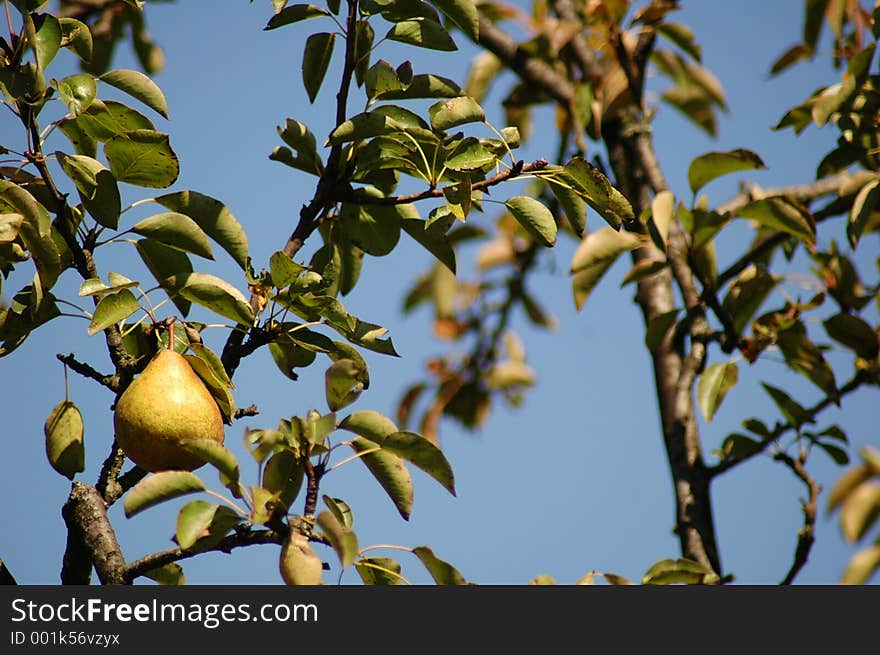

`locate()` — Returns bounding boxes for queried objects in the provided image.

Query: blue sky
[0,1,876,585]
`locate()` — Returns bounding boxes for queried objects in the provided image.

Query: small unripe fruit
[279,532,323,585]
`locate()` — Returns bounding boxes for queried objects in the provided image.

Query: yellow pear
[279,532,323,585]
[114,348,224,472]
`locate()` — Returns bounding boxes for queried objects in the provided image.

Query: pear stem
[166,318,176,351]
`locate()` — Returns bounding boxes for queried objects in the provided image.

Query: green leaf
[350,437,413,520]
[154,190,249,269]
[0,182,59,290]
[123,470,206,518]
[547,180,587,237]
[559,157,635,229]
[302,32,335,103]
[823,313,879,359]
[444,139,495,171]
[386,19,457,51]
[135,238,192,316]
[353,20,374,87]
[269,334,317,380]
[77,99,156,141]
[431,0,479,40]
[687,149,765,195]
[338,197,409,257]
[645,308,680,351]
[620,258,667,286]
[87,288,140,335]
[265,3,330,29]
[58,117,97,157]
[56,153,121,228]
[317,510,358,568]
[355,557,404,585]
[176,500,219,550]
[276,118,322,175]
[847,178,880,248]
[720,433,764,461]
[412,546,466,584]
[175,272,254,326]
[262,451,304,512]
[816,441,850,466]
[375,73,461,100]
[429,96,484,131]
[0,213,24,243]
[648,190,674,251]
[697,362,738,422]
[183,349,235,424]
[775,324,838,400]
[761,382,813,429]
[325,358,365,411]
[722,266,777,333]
[505,196,556,247]
[737,197,815,244]
[143,563,185,586]
[179,439,240,488]
[57,73,97,116]
[642,558,717,585]
[841,482,880,543]
[323,495,354,528]
[132,212,214,259]
[32,13,61,69]
[570,226,641,274]
[381,430,455,495]
[365,59,405,99]
[44,400,84,480]
[339,410,398,443]
[656,22,701,62]
[99,69,168,118]
[401,218,455,273]
[269,251,305,289]
[58,17,93,63]
[104,129,179,188]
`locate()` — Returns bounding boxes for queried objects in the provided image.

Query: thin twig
[774,451,819,585]
[56,353,119,392]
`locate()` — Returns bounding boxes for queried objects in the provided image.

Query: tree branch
[340,159,549,205]
[0,558,18,585]
[61,482,126,585]
[709,370,871,477]
[56,353,119,392]
[774,451,819,585]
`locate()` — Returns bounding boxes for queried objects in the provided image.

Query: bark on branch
[61,482,127,585]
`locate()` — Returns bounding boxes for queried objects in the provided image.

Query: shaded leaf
[174,272,254,326]
[355,557,404,585]
[176,500,219,550]
[401,218,455,273]
[687,149,765,195]
[386,19,457,51]
[642,558,717,585]
[302,32,335,103]
[559,157,634,229]
[154,190,249,270]
[738,197,815,244]
[56,153,121,228]
[265,3,330,29]
[179,439,239,488]
[847,178,880,248]
[135,238,192,316]
[382,430,455,495]
[505,196,556,247]
[761,382,813,429]
[44,400,84,480]
[350,437,413,520]
[124,471,206,518]
[132,212,213,259]
[339,410,398,443]
[823,313,879,359]
[720,433,764,461]
[317,510,358,568]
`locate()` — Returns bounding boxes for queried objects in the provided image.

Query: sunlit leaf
[302,32,335,103]
[382,430,455,495]
[386,19,457,52]
[349,437,413,520]
[105,130,179,188]
[99,69,168,118]
[412,546,466,584]
[87,288,140,335]
[505,196,556,247]
[317,510,358,568]
[687,149,765,195]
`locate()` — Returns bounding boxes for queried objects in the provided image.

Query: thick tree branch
[61,482,126,585]
[774,451,819,585]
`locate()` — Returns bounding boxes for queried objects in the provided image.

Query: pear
[279,532,323,585]
[114,348,224,472]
